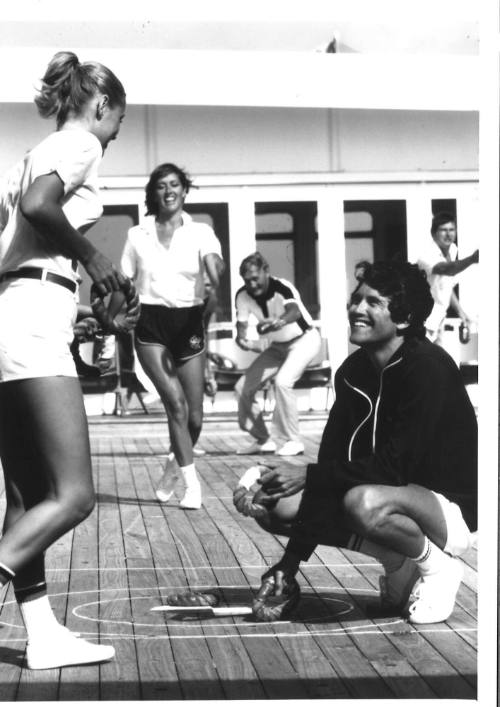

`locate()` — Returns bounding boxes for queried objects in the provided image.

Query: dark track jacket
[287,337,478,560]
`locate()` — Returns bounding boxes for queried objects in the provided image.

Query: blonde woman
[0,51,131,670]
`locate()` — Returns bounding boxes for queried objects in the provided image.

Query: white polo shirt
[0,129,102,282]
[417,239,458,331]
[235,276,313,343]
[121,212,222,308]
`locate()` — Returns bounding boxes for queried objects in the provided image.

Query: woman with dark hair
[0,51,132,669]
[121,163,224,509]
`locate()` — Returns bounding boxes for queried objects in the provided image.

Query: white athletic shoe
[236,439,277,455]
[408,557,464,624]
[26,632,115,670]
[155,456,179,503]
[179,481,202,510]
[379,557,420,610]
[193,446,206,457]
[276,440,305,456]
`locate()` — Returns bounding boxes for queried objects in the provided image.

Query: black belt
[0,267,77,294]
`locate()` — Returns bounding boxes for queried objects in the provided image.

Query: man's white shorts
[0,279,78,382]
[432,491,472,557]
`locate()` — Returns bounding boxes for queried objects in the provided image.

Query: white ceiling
[0,1,491,110]
[0,20,479,55]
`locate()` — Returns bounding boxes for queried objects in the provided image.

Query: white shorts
[432,491,472,557]
[0,279,78,382]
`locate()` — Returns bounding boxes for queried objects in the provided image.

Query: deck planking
[0,412,478,700]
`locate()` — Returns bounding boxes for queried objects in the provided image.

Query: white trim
[100,171,479,191]
[345,379,373,461]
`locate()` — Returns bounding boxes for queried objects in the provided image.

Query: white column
[227,189,256,323]
[406,187,432,263]
[455,185,480,321]
[316,187,349,377]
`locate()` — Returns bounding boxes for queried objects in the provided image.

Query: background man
[234,252,321,457]
[417,211,478,345]
[234,261,477,624]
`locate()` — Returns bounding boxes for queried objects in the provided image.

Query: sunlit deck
[0,411,477,700]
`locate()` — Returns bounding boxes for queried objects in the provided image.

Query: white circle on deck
[71,585,354,635]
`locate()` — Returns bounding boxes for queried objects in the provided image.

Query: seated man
[234,261,477,624]
[234,252,322,457]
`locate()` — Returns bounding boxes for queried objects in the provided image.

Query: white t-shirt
[417,239,458,331]
[235,276,313,343]
[121,212,222,308]
[0,129,102,281]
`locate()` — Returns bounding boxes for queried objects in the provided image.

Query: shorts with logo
[135,303,205,362]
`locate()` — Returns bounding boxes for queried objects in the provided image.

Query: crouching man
[234,261,477,624]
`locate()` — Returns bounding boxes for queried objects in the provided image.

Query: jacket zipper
[345,355,403,458]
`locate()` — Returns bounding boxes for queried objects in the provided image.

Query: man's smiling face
[348,282,401,350]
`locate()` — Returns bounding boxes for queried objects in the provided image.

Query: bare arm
[236,320,259,351]
[449,290,470,323]
[257,301,301,333]
[203,253,224,290]
[20,173,124,294]
[432,249,478,276]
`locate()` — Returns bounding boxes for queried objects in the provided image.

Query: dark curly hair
[353,261,434,339]
[144,163,193,216]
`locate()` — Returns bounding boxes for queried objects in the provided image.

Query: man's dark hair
[431,211,456,236]
[354,261,434,339]
[239,251,269,277]
[144,163,193,216]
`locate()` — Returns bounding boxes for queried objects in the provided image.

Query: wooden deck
[0,412,477,701]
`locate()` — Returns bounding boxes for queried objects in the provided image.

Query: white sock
[348,535,405,573]
[411,537,448,577]
[180,463,199,488]
[19,594,62,643]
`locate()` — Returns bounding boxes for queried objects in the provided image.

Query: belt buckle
[40,268,48,285]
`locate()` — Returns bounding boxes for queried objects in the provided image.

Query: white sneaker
[379,557,420,610]
[408,557,464,624]
[155,456,179,503]
[276,440,304,456]
[193,446,206,457]
[26,632,115,670]
[179,481,202,510]
[236,439,277,455]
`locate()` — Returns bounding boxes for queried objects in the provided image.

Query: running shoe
[236,439,277,455]
[407,557,463,624]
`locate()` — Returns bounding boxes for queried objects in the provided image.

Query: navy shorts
[135,304,205,362]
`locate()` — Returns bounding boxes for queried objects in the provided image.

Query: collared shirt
[417,239,458,331]
[417,239,458,309]
[121,212,222,308]
[235,276,313,343]
[0,129,102,283]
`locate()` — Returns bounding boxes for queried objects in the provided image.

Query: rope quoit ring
[233,465,274,519]
[90,278,141,335]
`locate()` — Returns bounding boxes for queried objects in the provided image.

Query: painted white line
[0,623,478,645]
[123,513,142,535]
[42,563,382,572]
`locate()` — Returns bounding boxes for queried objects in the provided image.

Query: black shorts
[135,304,205,362]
